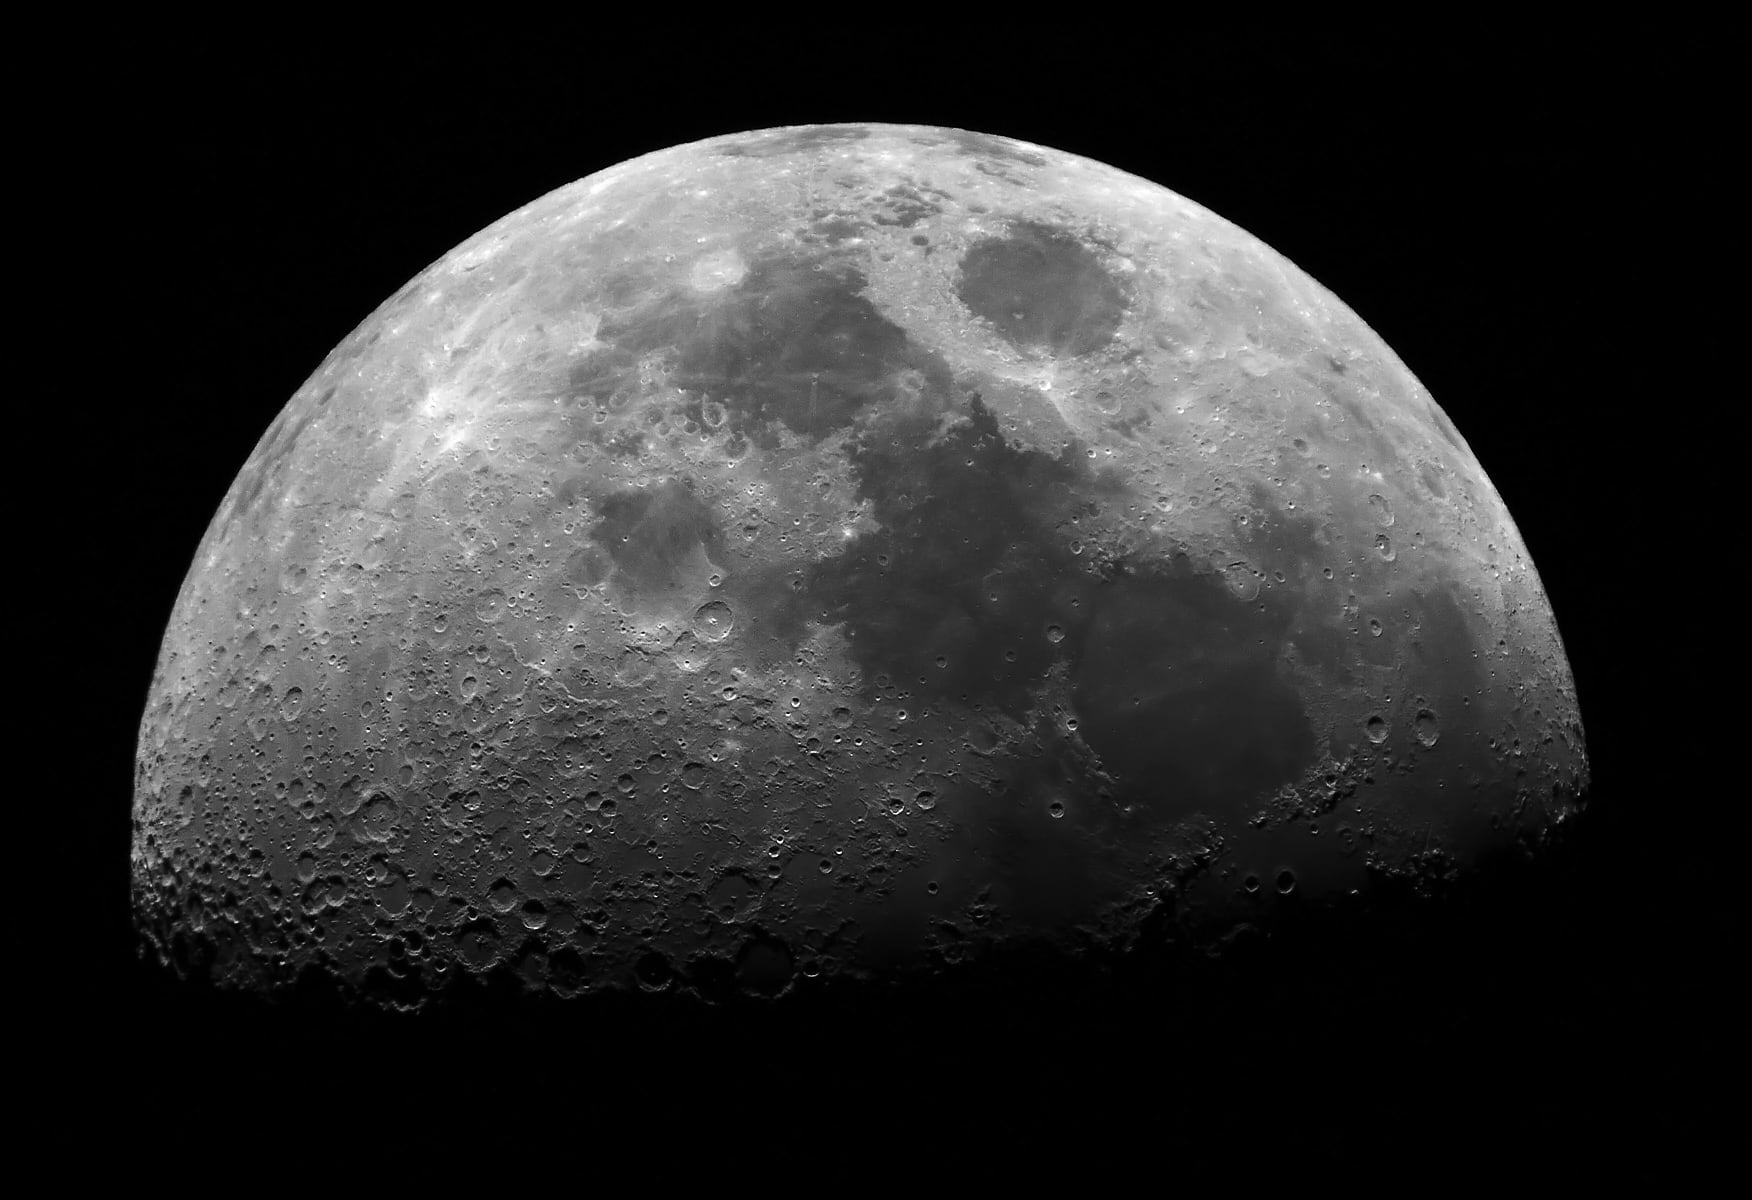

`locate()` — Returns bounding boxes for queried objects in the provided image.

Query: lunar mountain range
[133,123,1588,1005]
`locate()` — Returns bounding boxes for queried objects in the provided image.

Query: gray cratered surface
[133,123,1588,1004]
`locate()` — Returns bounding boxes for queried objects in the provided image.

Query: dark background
[73,26,1729,1177]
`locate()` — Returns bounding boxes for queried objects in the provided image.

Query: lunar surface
[134,123,1588,1006]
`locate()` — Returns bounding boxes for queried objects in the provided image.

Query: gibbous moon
[133,123,1588,1006]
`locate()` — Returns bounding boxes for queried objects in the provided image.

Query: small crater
[564,545,613,588]
[520,899,548,931]
[689,248,747,293]
[354,791,399,843]
[473,589,506,623]
[735,935,795,997]
[635,950,674,991]
[692,599,736,642]
[707,871,761,923]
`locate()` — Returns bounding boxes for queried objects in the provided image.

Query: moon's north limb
[133,123,1587,1003]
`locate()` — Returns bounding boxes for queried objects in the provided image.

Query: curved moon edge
[132,123,1589,1008]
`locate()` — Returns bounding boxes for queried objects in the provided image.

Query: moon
[133,123,1588,1005]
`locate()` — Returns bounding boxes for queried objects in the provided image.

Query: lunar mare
[133,124,1588,1004]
